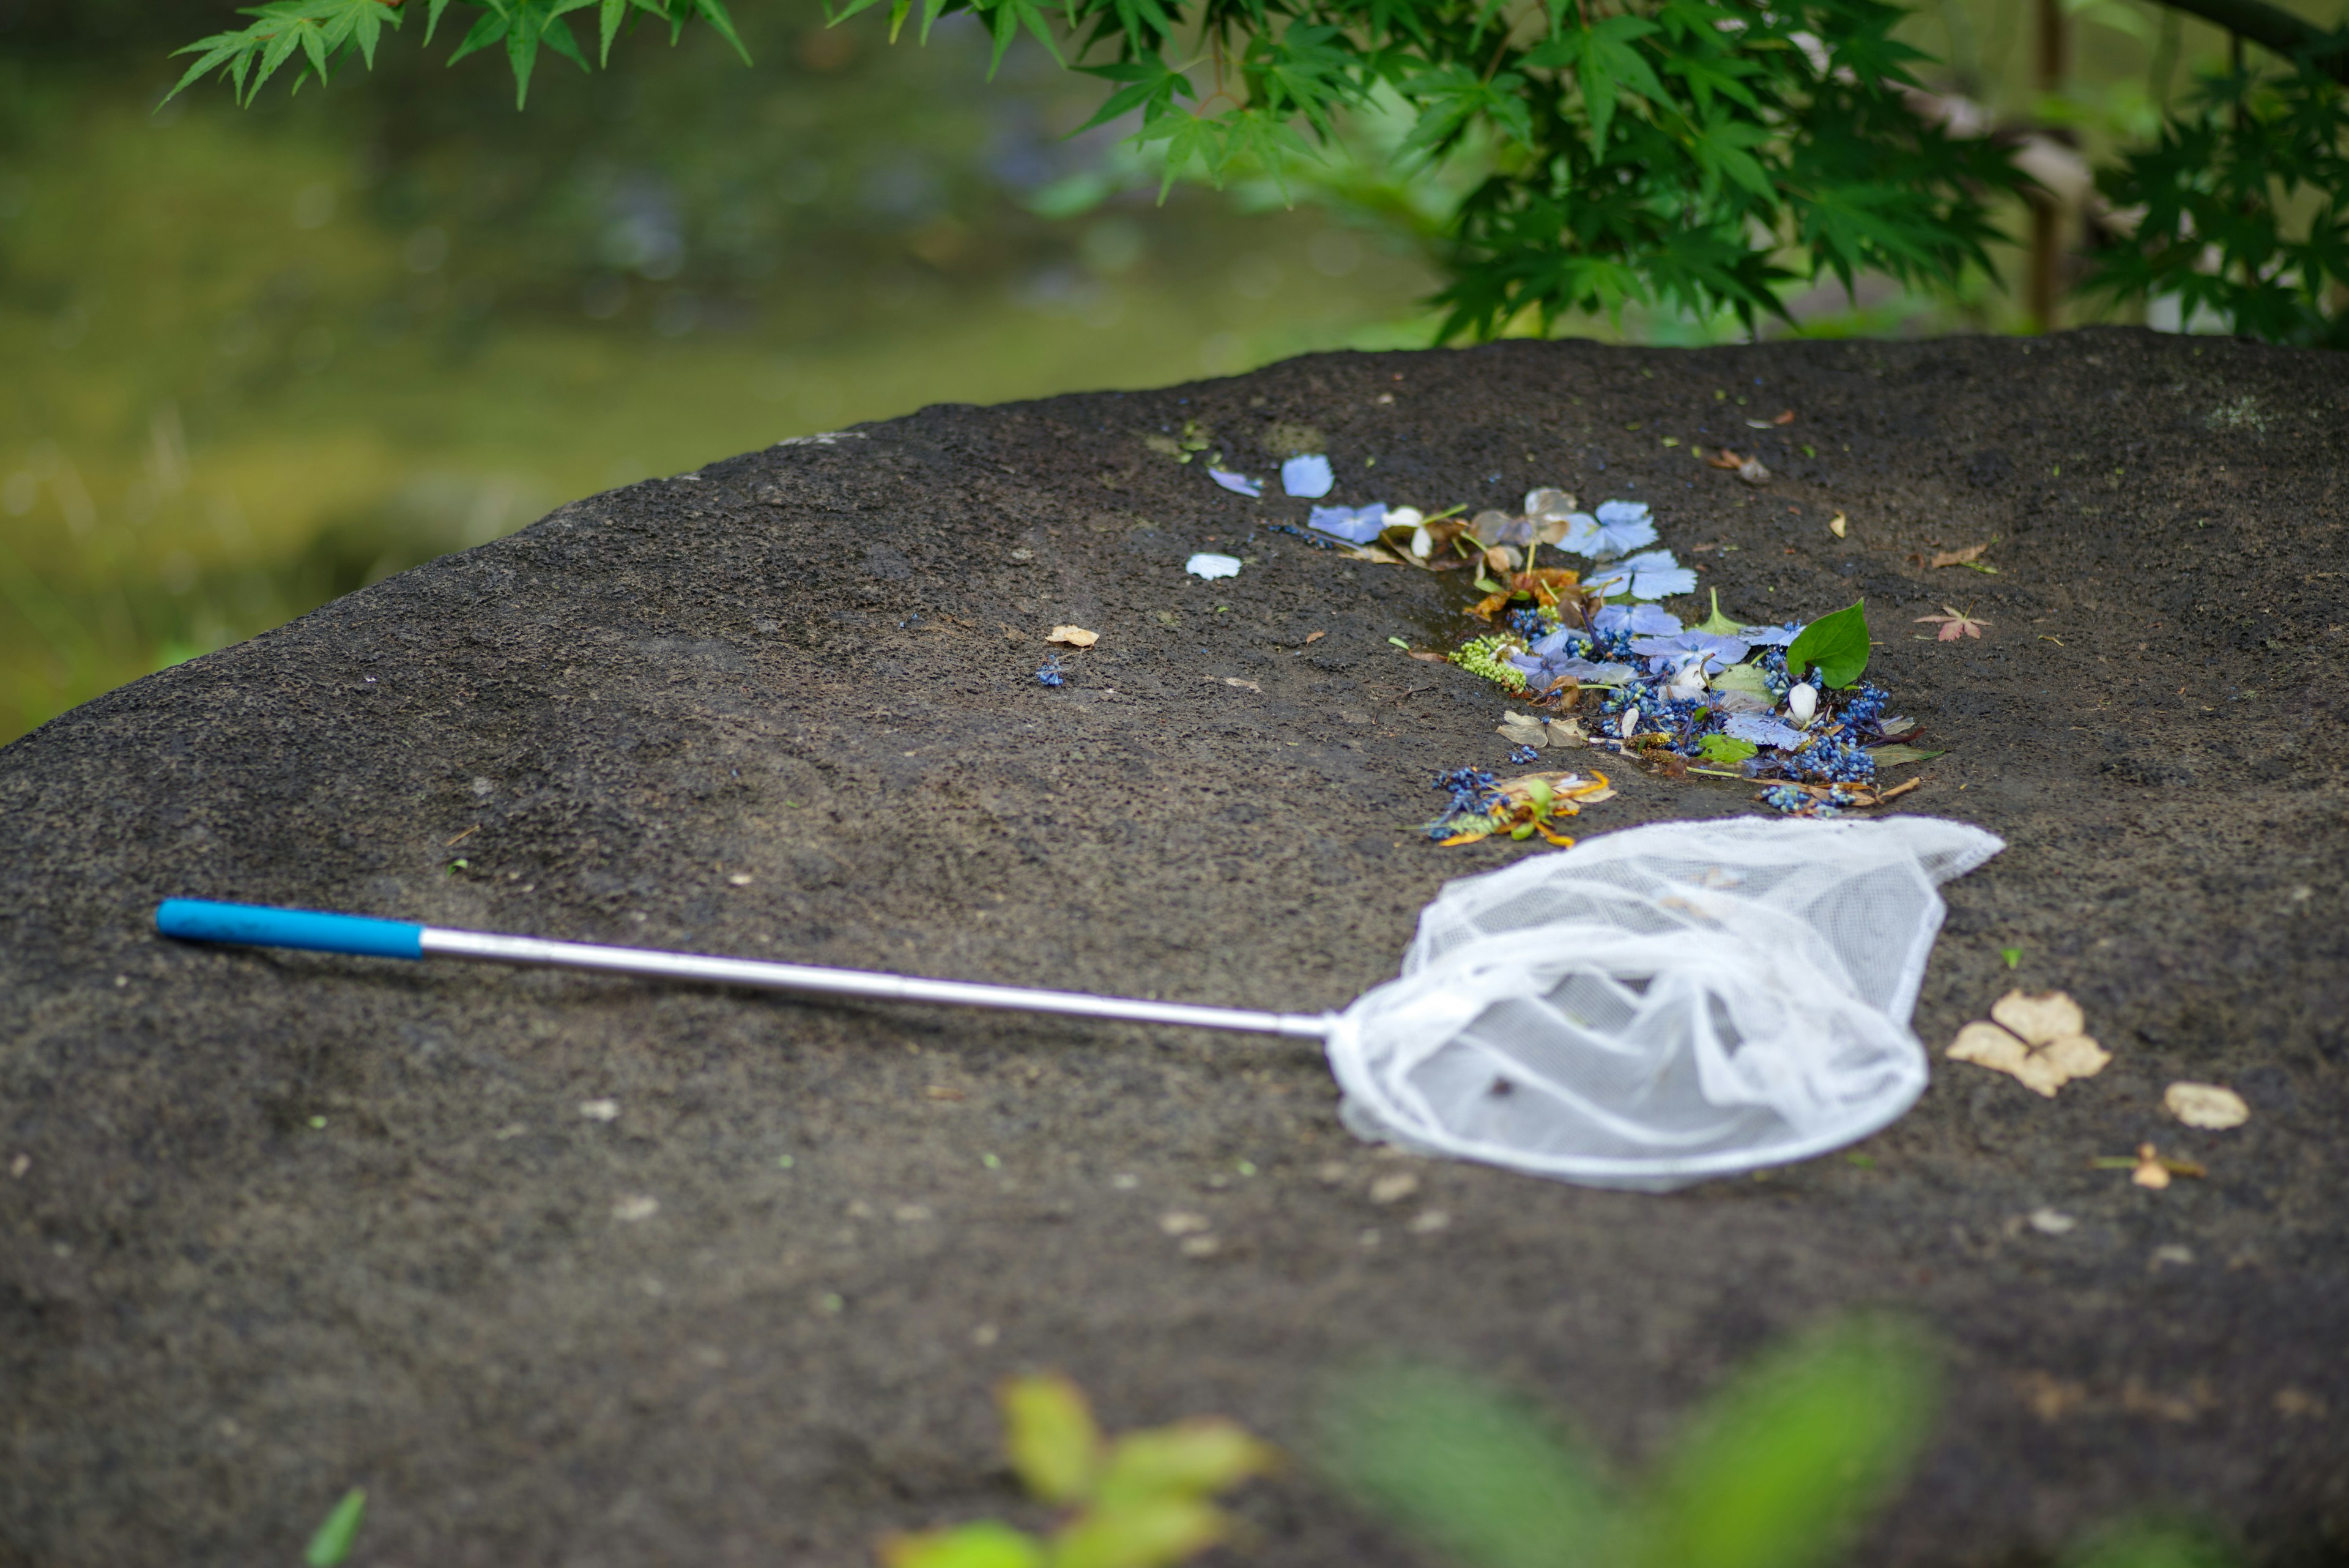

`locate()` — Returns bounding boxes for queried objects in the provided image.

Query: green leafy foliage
[167,0,2027,338]
[2082,48,2349,348]
[1626,1319,1937,1568]
[303,1487,368,1568]
[1783,601,1869,689]
[1319,1320,1932,1568]
[1698,732,1759,764]
[1315,1326,1935,1568]
[881,1375,1278,1568]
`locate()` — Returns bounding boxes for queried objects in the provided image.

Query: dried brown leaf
[1046,625,1100,648]
[1931,542,1991,568]
[1948,992,2110,1098]
[1992,989,2087,1044]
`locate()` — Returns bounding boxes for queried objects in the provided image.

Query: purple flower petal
[1209,469,1262,497]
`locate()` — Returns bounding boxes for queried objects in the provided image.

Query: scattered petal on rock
[1186,552,1242,580]
[1736,456,1771,485]
[1208,469,1262,497]
[2164,1082,2251,1129]
[1281,455,1334,498]
[1045,625,1099,648]
[1307,503,1387,543]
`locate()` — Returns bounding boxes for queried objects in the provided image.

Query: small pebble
[579,1099,620,1122]
[1159,1211,1211,1236]
[1180,1236,1222,1258]
[1111,1173,1140,1190]
[892,1203,935,1224]
[612,1195,659,1222]
[971,1323,1000,1347]
[1370,1172,1420,1205]
[1408,1209,1452,1235]
[2028,1208,2077,1235]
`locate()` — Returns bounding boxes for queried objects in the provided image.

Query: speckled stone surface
[3,328,2344,1567]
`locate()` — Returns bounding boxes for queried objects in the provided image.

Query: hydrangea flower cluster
[1453,587,1901,790]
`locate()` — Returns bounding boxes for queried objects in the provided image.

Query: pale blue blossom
[1208,469,1261,497]
[1739,621,1802,647]
[1630,631,1752,673]
[1307,503,1386,543]
[1281,455,1334,498]
[1555,499,1658,559]
[1585,549,1696,600]
[1593,604,1683,637]
[1186,552,1242,580]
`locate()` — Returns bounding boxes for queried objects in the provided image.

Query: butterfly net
[1323,816,2003,1191]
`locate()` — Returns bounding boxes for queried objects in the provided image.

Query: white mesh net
[1324,816,2003,1190]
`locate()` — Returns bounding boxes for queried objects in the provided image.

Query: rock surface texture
[3,328,2345,1567]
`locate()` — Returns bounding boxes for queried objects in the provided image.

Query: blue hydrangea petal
[1305,503,1386,543]
[1208,469,1263,497]
[1281,455,1335,498]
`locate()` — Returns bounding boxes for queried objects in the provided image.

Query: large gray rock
[3,329,2345,1567]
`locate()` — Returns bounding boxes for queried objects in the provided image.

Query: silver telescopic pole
[419,927,1337,1041]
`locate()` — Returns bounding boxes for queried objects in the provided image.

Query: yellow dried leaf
[1930,542,1991,568]
[1047,626,1100,648]
[2163,1082,2250,1129]
[1991,990,2087,1045]
[1828,513,1848,538]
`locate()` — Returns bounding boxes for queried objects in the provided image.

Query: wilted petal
[1724,712,1805,748]
[1186,552,1242,580]
[1208,469,1262,497]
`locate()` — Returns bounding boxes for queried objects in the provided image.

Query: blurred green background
[0,0,2280,741]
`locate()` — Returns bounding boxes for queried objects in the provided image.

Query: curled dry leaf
[1773,409,1796,425]
[1828,513,1848,539]
[1705,448,1746,470]
[1736,456,1772,486]
[1046,625,1100,648]
[1221,677,1262,693]
[1546,716,1587,748]
[1931,542,1992,568]
[2164,1082,2251,1129]
[1946,988,2110,1097]
[1303,630,1327,645]
[1496,712,1551,748]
